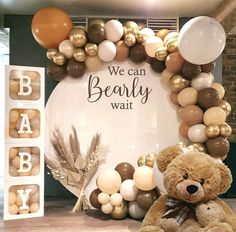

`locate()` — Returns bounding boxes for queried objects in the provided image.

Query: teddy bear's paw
[138,225,164,232]
[159,218,180,232]
[205,223,233,232]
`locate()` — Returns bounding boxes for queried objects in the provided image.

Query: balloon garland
[32,7,231,219]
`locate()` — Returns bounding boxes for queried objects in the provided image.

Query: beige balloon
[211,83,225,99]
[203,107,226,126]
[178,87,198,106]
[85,56,103,72]
[161,68,175,88]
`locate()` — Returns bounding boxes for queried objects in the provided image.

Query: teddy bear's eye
[183,173,188,179]
[200,179,205,185]
[207,207,210,210]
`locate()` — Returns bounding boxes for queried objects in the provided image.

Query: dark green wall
[4,15,235,197]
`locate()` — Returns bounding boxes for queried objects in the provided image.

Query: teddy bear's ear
[156,145,183,173]
[217,162,232,194]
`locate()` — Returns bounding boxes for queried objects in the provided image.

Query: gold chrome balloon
[169,75,190,92]
[137,155,147,167]
[145,153,157,167]
[69,28,87,48]
[53,52,66,65]
[74,48,86,62]
[219,100,232,117]
[166,37,178,53]
[205,125,220,138]
[220,123,232,138]
[136,31,146,43]
[191,143,207,153]
[110,202,128,220]
[124,33,136,47]
[124,21,139,35]
[85,43,98,56]
[46,48,58,60]
[155,46,168,61]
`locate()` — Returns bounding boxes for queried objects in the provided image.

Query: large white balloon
[179,16,226,65]
[120,179,138,201]
[105,20,124,42]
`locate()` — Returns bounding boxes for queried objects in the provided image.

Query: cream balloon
[59,40,75,59]
[179,16,226,65]
[97,169,122,194]
[128,201,146,219]
[145,37,163,57]
[191,73,213,91]
[110,193,123,206]
[211,83,225,99]
[140,28,155,40]
[98,40,117,62]
[98,192,110,205]
[161,68,175,88]
[133,166,156,191]
[188,124,207,143]
[203,107,226,126]
[119,179,139,201]
[101,202,113,214]
[85,56,103,72]
[178,87,198,106]
[164,32,178,45]
[105,20,124,42]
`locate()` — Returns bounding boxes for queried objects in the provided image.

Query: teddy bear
[139,146,236,232]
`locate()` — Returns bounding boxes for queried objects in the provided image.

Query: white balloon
[191,73,213,91]
[98,40,117,62]
[98,192,110,204]
[188,124,207,143]
[145,37,163,57]
[120,179,138,201]
[101,202,113,214]
[179,16,226,65]
[140,28,155,40]
[105,20,124,42]
[110,193,123,206]
[128,201,146,219]
[59,40,75,59]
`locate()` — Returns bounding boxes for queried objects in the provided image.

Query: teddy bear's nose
[186,185,198,194]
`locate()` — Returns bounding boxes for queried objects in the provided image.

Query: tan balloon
[205,125,220,138]
[161,68,175,87]
[53,52,66,65]
[211,83,225,99]
[46,48,58,60]
[125,33,136,47]
[137,155,146,167]
[170,92,179,106]
[220,123,232,138]
[218,100,231,117]
[74,48,86,62]
[203,107,226,126]
[179,122,190,138]
[85,43,98,56]
[69,28,87,47]
[155,46,168,61]
[178,87,198,106]
[115,41,129,62]
[180,105,203,126]
[169,74,190,92]
[85,56,103,72]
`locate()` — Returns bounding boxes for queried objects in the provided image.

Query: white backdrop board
[45,60,179,196]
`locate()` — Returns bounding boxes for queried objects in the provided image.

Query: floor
[0,197,235,232]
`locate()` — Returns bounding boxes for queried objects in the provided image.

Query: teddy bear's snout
[186,185,199,194]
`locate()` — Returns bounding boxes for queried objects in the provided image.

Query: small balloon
[98,40,116,62]
[74,48,86,62]
[169,74,190,92]
[111,202,128,220]
[188,124,207,143]
[205,125,220,138]
[180,105,203,126]
[85,55,103,72]
[155,47,168,61]
[98,192,110,205]
[140,28,155,40]
[145,153,157,167]
[156,29,170,40]
[110,193,123,206]
[203,107,226,126]
[46,48,58,60]
[145,36,163,57]
[89,188,102,209]
[161,68,175,87]
[138,23,146,30]
[85,43,98,56]
[219,123,232,138]
[88,24,106,44]
[128,201,146,219]
[218,100,231,117]
[105,19,123,42]
[66,59,86,78]
[115,163,135,181]
[201,61,216,73]
[164,32,178,45]
[136,189,158,211]
[166,37,178,53]
[89,19,105,27]
[165,52,185,73]
[137,155,147,167]
[119,179,138,201]
[69,28,87,47]
[150,59,166,73]
[179,122,190,138]
[191,73,213,91]
[182,62,201,79]
[191,143,207,153]
[136,31,146,43]
[211,83,225,100]
[53,52,66,66]
[170,92,180,106]
[129,44,147,63]
[59,40,75,59]
[125,33,136,47]
[101,202,113,214]
[178,87,198,106]
[124,21,139,35]
[115,41,129,62]
[47,62,66,81]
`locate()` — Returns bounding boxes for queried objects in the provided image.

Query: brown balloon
[182,61,201,79]
[179,122,190,138]
[156,29,170,40]
[115,41,129,62]
[89,188,102,209]
[115,162,135,182]
[165,52,185,73]
[206,137,230,158]
[47,62,67,81]
[136,189,158,211]
[197,88,220,110]
[170,92,179,106]
[201,61,216,73]
[180,105,203,126]
[89,19,105,27]
[150,59,166,73]
[66,59,86,78]
[88,24,106,44]
[129,44,147,63]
